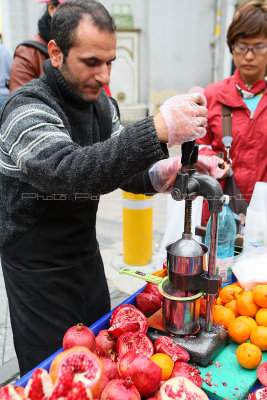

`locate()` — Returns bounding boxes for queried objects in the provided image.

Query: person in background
[9,0,65,93]
[0,42,12,108]
[196,0,267,224]
[0,0,207,374]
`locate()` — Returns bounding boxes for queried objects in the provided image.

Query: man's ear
[48,40,63,68]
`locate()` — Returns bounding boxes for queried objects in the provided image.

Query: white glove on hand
[160,92,208,147]
[149,156,182,193]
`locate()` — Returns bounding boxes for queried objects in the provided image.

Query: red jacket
[196,69,267,204]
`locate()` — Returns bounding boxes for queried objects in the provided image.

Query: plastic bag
[232,246,267,290]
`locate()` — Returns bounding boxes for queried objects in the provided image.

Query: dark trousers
[1,253,110,376]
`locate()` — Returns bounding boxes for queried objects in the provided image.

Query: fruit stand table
[14,284,264,400]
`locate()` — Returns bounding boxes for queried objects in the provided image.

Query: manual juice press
[120,142,228,366]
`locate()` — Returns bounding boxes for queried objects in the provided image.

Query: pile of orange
[212,283,267,369]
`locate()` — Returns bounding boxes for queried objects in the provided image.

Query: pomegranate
[66,381,93,400]
[14,386,26,400]
[154,336,190,362]
[257,363,267,386]
[136,292,162,316]
[170,361,202,387]
[158,376,209,400]
[249,387,267,400]
[24,368,53,400]
[118,349,162,397]
[95,329,116,357]
[97,374,110,398]
[100,353,120,380]
[63,323,96,352]
[49,346,103,398]
[108,320,148,339]
[143,282,163,300]
[100,378,141,400]
[110,304,147,326]
[0,385,23,400]
[116,331,154,358]
[50,372,74,399]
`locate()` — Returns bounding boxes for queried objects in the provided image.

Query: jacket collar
[216,69,266,107]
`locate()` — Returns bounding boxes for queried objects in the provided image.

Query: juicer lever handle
[181,140,195,167]
[119,268,163,285]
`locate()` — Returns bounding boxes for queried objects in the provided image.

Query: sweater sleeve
[0,100,167,196]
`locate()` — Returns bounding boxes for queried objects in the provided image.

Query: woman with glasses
[196,0,267,224]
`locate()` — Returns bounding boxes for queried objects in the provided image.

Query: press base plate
[147,311,228,367]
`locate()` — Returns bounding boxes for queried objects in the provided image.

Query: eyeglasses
[232,45,267,55]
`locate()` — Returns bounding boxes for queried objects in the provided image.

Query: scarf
[38,10,52,43]
[234,68,267,99]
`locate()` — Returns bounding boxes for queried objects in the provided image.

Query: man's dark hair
[50,0,116,57]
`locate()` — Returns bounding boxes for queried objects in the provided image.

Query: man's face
[53,15,116,102]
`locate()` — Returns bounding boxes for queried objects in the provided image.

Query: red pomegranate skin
[154,336,190,362]
[136,292,162,316]
[100,378,141,400]
[118,349,162,397]
[63,323,96,352]
[95,329,116,357]
[257,363,267,387]
[108,321,143,339]
[158,376,209,400]
[143,282,163,300]
[100,355,120,380]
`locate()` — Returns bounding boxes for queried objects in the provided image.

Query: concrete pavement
[0,188,168,386]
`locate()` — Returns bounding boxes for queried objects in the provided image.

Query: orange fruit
[212,305,235,329]
[236,343,262,369]
[218,285,242,304]
[250,326,267,351]
[236,291,259,317]
[253,285,267,308]
[255,308,267,327]
[232,281,241,287]
[215,297,224,306]
[228,319,251,344]
[224,299,239,317]
[236,316,258,332]
[150,353,174,381]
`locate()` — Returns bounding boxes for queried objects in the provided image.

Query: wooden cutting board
[199,341,267,400]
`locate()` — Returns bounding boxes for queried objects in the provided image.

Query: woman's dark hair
[227,0,267,53]
[50,0,116,57]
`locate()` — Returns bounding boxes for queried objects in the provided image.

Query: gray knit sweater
[0,60,168,251]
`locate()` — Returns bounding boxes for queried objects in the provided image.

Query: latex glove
[196,155,229,180]
[149,156,182,193]
[160,92,208,147]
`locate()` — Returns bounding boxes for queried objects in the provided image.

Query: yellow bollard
[122,191,153,266]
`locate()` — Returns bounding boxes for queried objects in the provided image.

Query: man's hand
[149,156,182,193]
[154,93,208,147]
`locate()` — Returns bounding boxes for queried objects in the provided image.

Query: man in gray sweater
[0,0,207,375]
